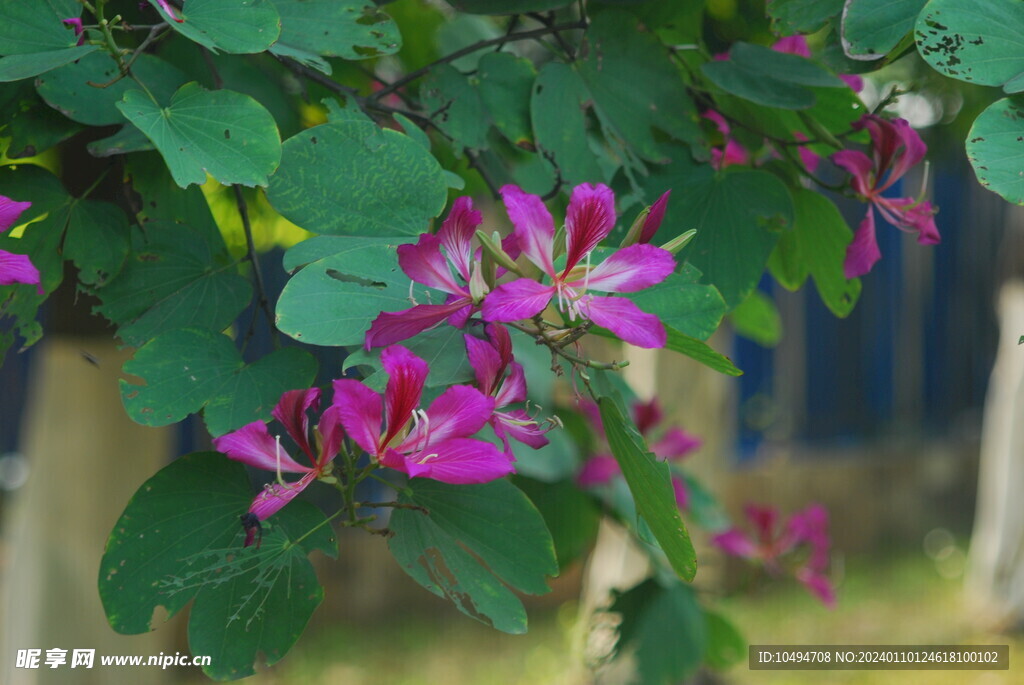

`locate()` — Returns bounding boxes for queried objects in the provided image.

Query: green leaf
[344,324,474,390]
[599,397,696,582]
[478,52,536,148]
[63,200,131,287]
[967,96,1024,205]
[0,211,64,356]
[676,168,794,308]
[531,62,605,185]
[421,64,490,150]
[117,82,282,188]
[508,426,579,483]
[392,112,430,150]
[87,125,155,157]
[270,0,401,61]
[768,0,845,35]
[703,42,845,109]
[915,0,1024,87]
[703,610,747,669]
[842,0,926,60]
[447,0,573,14]
[120,328,318,435]
[788,187,860,316]
[514,477,600,568]
[664,328,742,375]
[730,290,782,347]
[4,91,83,158]
[627,271,728,341]
[36,52,187,125]
[611,579,706,684]
[149,0,281,54]
[187,503,334,679]
[0,0,81,55]
[277,237,423,346]
[388,478,557,633]
[0,46,98,82]
[578,11,703,163]
[266,120,447,235]
[92,221,251,346]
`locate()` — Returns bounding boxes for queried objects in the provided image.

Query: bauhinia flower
[212,388,345,543]
[464,323,550,453]
[576,398,701,510]
[62,18,85,46]
[713,503,836,608]
[365,197,519,348]
[0,195,39,290]
[832,115,940,278]
[481,184,676,349]
[703,110,750,170]
[333,345,514,484]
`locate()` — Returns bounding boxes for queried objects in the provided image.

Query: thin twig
[233,185,278,345]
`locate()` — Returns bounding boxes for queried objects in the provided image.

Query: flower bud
[659,229,697,255]
[475,230,522,275]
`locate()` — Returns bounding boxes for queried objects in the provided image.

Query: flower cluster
[0,195,39,290]
[832,115,939,278]
[368,183,678,351]
[576,398,702,511]
[713,503,835,608]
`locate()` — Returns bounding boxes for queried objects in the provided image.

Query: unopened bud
[659,229,697,255]
[620,206,651,248]
[469,264,489,302]
[475,230,522,275]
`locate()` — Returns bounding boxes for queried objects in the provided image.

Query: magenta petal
[632,399,662,436]
[712,529,758,559]
[579,399,605,439]
[581,295,666,348]
[796,567,837,608]
[651,428,702,461]
[501,185,555,276]
[493,410,549,449]
[480,278,554,322]
[640,190,671,244]
[844,210,881,279]
[381,345,429,447]
[672,475,689,511]
[365,300,470,349]
[155,0,185,23]
[331,379,383,456]
[885,117,927,182]
[832,149,874,196]
[578,244,675,293]
[0,196,31,233]
[398,234,465,295]
[465,332,504,395]
[249,471,317,521]
[399,385,496,450]
[745,504,779,540]
[439,196,482,282]
[213,421,313,473]
[315,405,346,469]
[0,250,41,287]
[271,388,321,461]
[703,109,730,136]
[402,438,514,484]
[882,198,940,244]
[494,361,527,407]
[564,183,617,271]
[840,73,864,92]
[576,454,620,486]
[772,35,810,57]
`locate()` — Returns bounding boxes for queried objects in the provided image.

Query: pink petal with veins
[580,295,667,348]
[480,278,555,322]
[564,183,616,272]
[501,185,556,276]
[576,244,675,293]
[400,438,514,484]
[213,421,313,473]
[381,345,428,448]
[271,388,321,462]
[331,379,383,456]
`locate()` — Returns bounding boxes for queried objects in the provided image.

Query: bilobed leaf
[915,0,1024,87]
[388,478,557,634]
[92,221,251,346]
[531,62,604,185]
[0,46,98,82]
[789,187,860,316]
[276,237,424,347]
[599,396,697,582]
[610,579,706,684]
[63,200,131,287]
[967,96,1024,205]
[149,0,281,54]
[271,0,401,60]
[842,0,926,60]
[421,64,490,150]
[703,42,845,109]
[514,476,600,568]
[0,0,81,55]
[117,83,282,188]
[768,0,845,35]
[578,11,703,163]
[37,52,187,125]
[627,271,728,341]
[120,328,317,435]
[478,52,535,148]
[4,91,83,157]
[266,120,447,236]
[729,290,782,347]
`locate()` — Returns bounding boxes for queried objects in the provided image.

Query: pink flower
[713,503,836,608]
[213,388,345,538]
[154,0,185,23]
[332,345,513,484]
[0,196,39,291]
[638,190,671,244]
[481,184,675,349]
[771,36,863,93]
[366,198,519,348]
[832,115,939,278]
[464,323,550,454]
[62,18,85,46]
[703,110,750,170]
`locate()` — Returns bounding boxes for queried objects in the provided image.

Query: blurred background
[2,0,1024,683]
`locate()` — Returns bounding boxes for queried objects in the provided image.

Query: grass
[223,552,1021,684]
